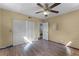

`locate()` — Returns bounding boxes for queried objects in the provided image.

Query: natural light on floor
[65,41,72,55]
[24,36,32,44]
[65,41,72,47]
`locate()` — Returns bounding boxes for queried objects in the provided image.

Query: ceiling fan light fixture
[36,3,61,17]
[43,11,49,15]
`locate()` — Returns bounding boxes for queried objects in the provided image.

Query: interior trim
[0,45,13,50]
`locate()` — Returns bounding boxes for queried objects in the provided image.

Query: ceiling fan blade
[35,11,43,14]
[37,3,44,8]
[49,10,59,13]
[49,3,61,9]
[45,3,48,8]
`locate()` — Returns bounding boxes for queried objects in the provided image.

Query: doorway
[40,23,48,40]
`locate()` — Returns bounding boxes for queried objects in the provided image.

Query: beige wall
[0,9,41,48]
[47,10,79,49]
[2,7,79,49]
[0,9,2,47]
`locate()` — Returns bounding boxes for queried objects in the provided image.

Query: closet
[13,20,40,46]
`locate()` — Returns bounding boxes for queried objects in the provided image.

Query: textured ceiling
[0,3,79,19]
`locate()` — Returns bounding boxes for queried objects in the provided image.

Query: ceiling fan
[36,3,61,17]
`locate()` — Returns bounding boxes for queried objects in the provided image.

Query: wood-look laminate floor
[0,40,79,56]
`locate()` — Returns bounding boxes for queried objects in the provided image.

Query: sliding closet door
[35,22,40,40]
[25,21,34,43]
[26,21,40,42]
[13,20,26,45]
[25,21,29,43]
[13,20,40,45]
[28,21,36,41]
[31,21,40,41]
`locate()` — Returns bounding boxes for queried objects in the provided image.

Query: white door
[27,21,40,41]
[13,20,26,46]
[13,20,40,45]
[28,21,34,41]
[42,23,48,40]
[24,21,34,43]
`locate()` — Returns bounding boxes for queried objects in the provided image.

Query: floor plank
[0,40,79,56]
